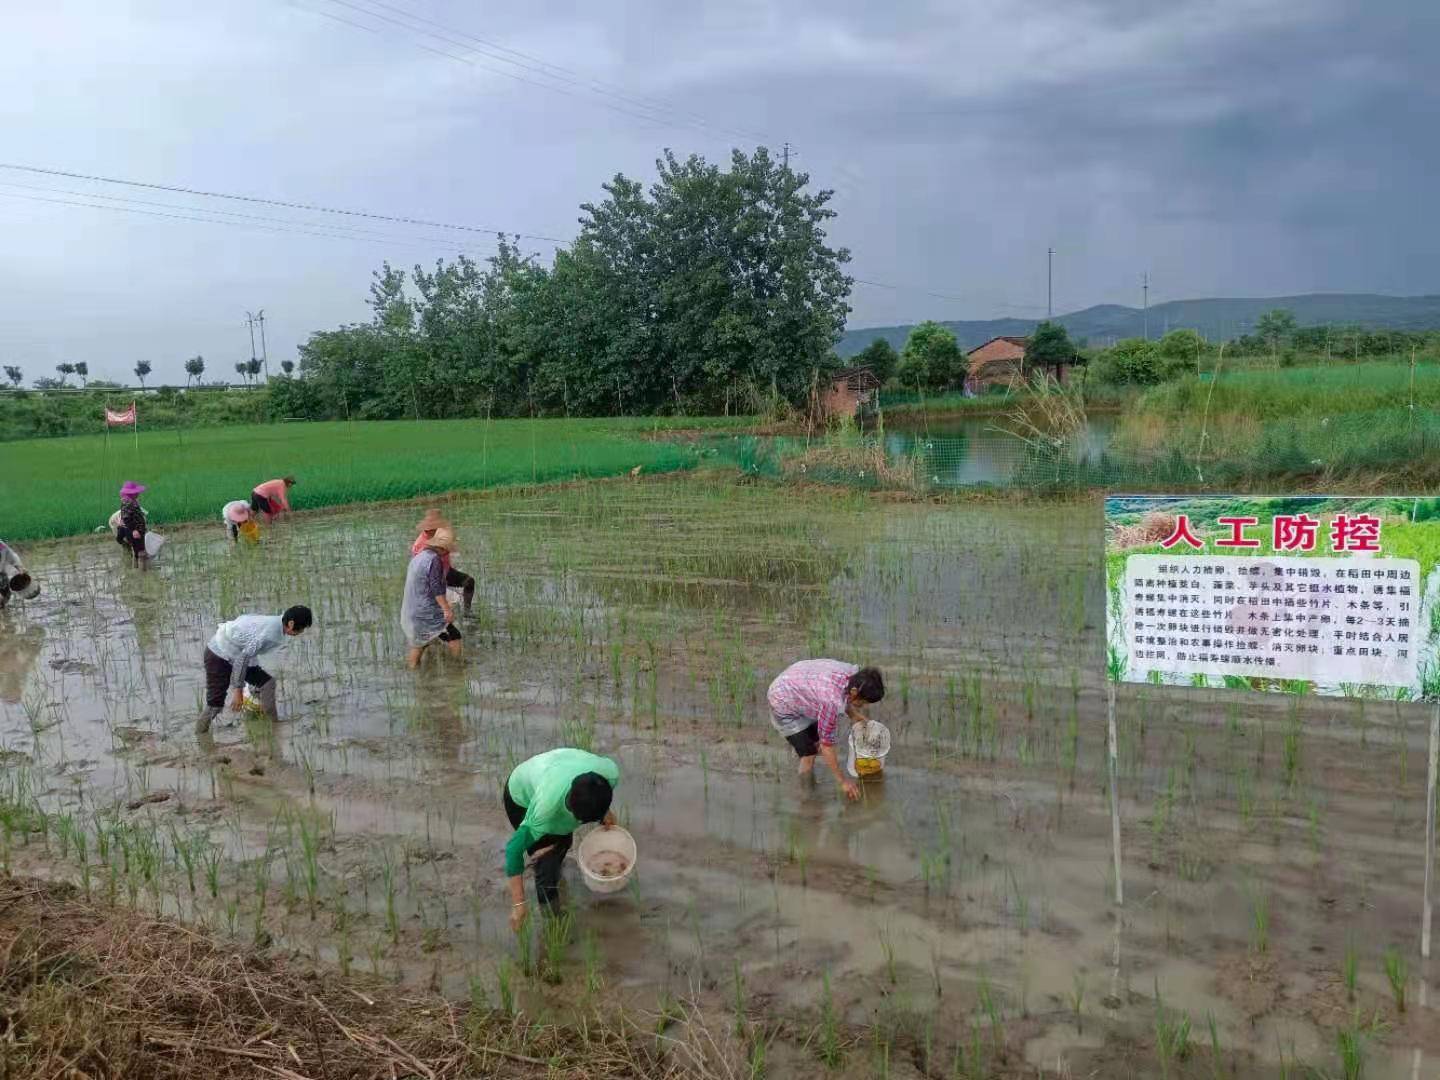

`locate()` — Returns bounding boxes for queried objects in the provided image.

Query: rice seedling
[1246,882,1270,954]
[1153,983,1192,1079]
[1206,1013,1225,1080]
[1069,971,1086,1034]
[540,909,573,985]
[1336,1024,1364,1080]
[1381,947,1406,1012]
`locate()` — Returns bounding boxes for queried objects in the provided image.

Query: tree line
[270,148,852,420]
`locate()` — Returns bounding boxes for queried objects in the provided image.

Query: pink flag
[105,402,137,426]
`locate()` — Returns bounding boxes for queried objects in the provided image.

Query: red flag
[105,401,137,426]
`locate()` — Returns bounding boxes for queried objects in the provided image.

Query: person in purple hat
[116,480,150,570]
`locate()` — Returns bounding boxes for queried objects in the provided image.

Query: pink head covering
[119,480,147,498]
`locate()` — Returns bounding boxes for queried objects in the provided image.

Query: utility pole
[257,309,269,381]
[245,311,259,378]
[781,142,794,170]
[1047,247,1055,319]
[1142,273,1150,341]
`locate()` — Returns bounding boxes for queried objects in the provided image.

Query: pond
[876,411,1119,487]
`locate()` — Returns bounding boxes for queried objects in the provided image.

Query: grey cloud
[0,0,1435,381]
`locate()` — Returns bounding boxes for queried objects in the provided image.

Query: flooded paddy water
[1,474,1436,1078]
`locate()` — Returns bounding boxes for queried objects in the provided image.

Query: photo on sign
[1104,495,1440,700]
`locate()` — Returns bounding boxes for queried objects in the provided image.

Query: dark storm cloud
[0,0,1434,378]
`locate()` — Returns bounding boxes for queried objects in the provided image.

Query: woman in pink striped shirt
[767,659,884,800]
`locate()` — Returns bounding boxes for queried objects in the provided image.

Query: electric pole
[1047,247,1055,318]
[245,312,259,380]
[781,142,794,170]
[1142,273,1150,341]
[257,309,269,381]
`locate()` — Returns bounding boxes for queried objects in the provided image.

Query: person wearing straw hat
[250,476,295,523]
[222,500,259,543]
[502,747,619,930]
[195,605,314,735]
[412,508,476,614]
[766,660,886,801]
[116,480,150,570]
[0,539,27,610]
[402,526,463,668]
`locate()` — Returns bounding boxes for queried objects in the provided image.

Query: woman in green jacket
[502,748,619,930]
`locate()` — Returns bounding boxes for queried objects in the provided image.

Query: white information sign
[1122,554,1419,687]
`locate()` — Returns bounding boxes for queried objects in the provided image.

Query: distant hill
[837,293,1440,357]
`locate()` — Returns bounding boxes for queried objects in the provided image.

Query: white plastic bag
[144,532,166,560]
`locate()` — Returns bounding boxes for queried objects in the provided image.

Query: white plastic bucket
[847,719,891,779]
[576,826,637,895]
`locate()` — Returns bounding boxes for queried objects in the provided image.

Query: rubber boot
[195,705,222,735]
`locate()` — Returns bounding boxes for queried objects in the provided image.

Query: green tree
[73,362,88,387]
[134,360,151,387]
[184,355,205,386]
[1158,328,1205,359]
[1026,321,1078,368]
[3,365,21,387]
[55,363,74,386]
[897,322,965,392]
[1098,338,1162,385]
[280,359,295,376]
[854,338,900,385]
[1255,309,1297,353]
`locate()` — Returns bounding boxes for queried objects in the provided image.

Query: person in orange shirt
[412,508,476,614]
[250,476,295,523]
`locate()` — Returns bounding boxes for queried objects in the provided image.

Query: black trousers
[445,567,475,606]
[503,779,572,910]
[203,647,272,709]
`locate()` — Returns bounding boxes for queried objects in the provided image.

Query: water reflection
[881,414,1117,487]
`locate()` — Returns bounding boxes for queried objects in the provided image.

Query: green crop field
[0,416,748,542]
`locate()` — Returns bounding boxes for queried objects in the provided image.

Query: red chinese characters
[1160,514,1204,550]
[1272,514,1320,552]
[1215,516,1261,548]
[1330,514,1382,553]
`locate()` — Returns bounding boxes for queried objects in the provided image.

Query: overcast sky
[2,0,1435,383]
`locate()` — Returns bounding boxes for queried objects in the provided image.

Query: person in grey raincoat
[402,526,461,668]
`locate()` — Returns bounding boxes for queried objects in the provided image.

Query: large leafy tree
[1025,321,1078,368]
[289,147,853,419]
[854,338,900,385]
[897,322,964,392]
[184,355,205,385]
[3,365,21,387]
[134,360,152,387]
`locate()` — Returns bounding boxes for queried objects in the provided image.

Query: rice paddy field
[0,416,745,541]
[1,474,1437,1078]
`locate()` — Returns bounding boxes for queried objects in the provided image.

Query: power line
[0,162,567,243]
[0,189,502,257]
[296,0,713,140]
[1,168,1016,310]
[311,0,771,144]
[0,178,504,250]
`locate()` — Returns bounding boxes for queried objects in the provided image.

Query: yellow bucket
[855,756,884,777]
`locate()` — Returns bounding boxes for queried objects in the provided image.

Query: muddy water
[1,476,1436,1078]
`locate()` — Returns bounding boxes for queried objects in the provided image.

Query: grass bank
[0,875,736,1079]
[0,416,748,542]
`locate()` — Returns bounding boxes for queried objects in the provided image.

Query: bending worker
[502,747,619,930]
[196,605,313,734]
[766,659,885,800]
[0,539,27,610]
[250,476,295,523]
